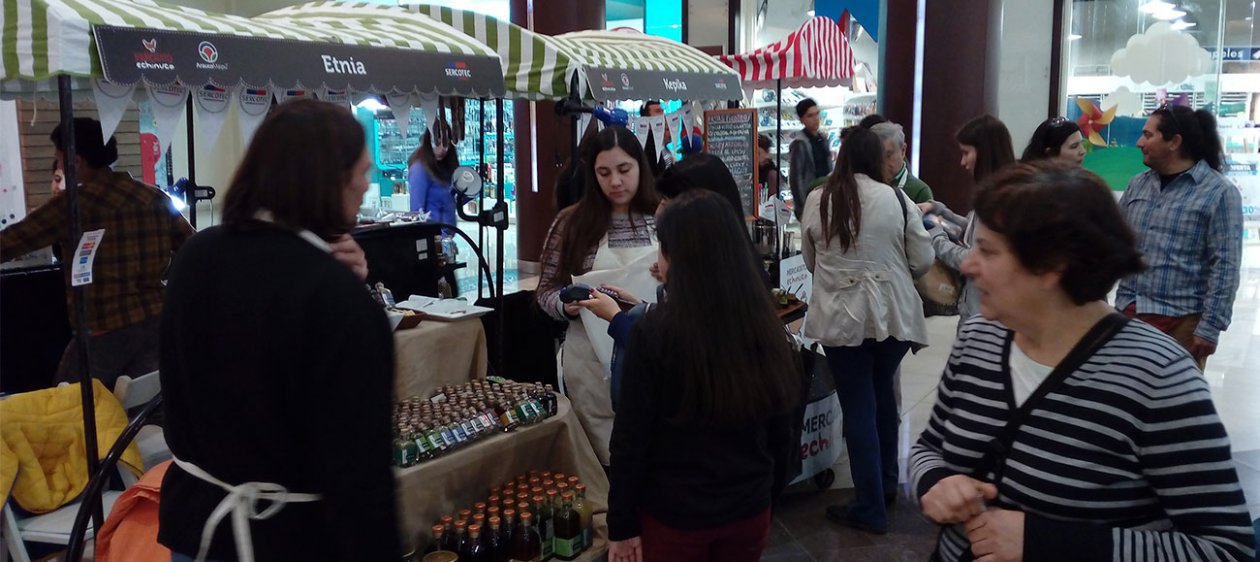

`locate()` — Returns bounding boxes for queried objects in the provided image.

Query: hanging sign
[238,85,273,146]
[94,26,506,98]
[703,108,759,216]
[387,91,415,141]
[319,86,351,108]
[583,68,737,101]
[91,80,136,144]
[143,81,188,157]
[193,83,232,149]
[631,117,651,149]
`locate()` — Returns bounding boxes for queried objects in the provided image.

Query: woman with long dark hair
[922,114,1017,328]
[801,127,934,535]
[160,99,400,561]
[408,119,459,224]
[1020,116,1086,165]
[536,125,659,465]
[606,190,800,562]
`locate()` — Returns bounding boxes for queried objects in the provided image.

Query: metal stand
[57,73,105,545]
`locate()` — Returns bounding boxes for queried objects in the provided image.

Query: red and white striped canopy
[719,16,853,89]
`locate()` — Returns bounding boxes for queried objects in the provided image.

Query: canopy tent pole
[478,99,487,300]
[495,99,506,374]
[58,73,105,540]
[185,96,198,228]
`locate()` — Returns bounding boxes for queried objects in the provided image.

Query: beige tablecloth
[394,318,488,400]
[395,394,609,561]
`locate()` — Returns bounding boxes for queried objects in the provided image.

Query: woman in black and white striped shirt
[910,161,1255,562]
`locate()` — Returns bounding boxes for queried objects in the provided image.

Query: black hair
[974,161,1145,305]
[650,190,800,427]
[639,100,662,117]
[795,98,818,119]
[223,99,366,239]
[408,119,458,184]
[956,114,1016,182]
[655,153,745,221]
[1151,105,1225,172]
[1020,117,1082,162]
[858,113,888,129]
[820,127,885,251]
[49,118,119,169]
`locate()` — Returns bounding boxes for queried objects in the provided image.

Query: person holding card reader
[536,126,660,467]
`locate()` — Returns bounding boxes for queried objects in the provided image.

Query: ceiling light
[1069,33,1083,40]
[1138,1,1175,13]
[807,10,815,17]
[1170,19,1196,29]
[1152,7,1187,19]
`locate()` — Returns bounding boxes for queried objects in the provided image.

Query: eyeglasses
[1152,103,1183,136]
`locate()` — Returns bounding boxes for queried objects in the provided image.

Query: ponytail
[1192,109,1224,172]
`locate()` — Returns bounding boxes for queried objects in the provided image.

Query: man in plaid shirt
[1,118,195,388]
[1116,105,1241,369]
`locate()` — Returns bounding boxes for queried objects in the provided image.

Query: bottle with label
[534,493,554,560]
[573,484,591,552]
[393,427,418,467]
[551,492,580,561]
[508,511,542,562]
[411,426,433,461]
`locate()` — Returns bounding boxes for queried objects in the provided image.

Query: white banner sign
[648,115,666,148]
[386,91,414,141]
[320,86,351,109]
[790,388,843,485]
[237,85,273,146]
[144,81,189,157]
[193,83,232,150]
[779,253,812,304]
[91,79,135,144]
[630,117,651,150]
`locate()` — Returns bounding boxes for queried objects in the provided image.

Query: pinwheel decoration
[1076,98,1118,147]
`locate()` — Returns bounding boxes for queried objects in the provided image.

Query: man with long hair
[1116,105,1239,369]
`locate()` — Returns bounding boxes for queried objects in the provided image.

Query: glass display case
[355,100,516,203]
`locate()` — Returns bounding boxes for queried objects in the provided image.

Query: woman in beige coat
[801,127,933,534]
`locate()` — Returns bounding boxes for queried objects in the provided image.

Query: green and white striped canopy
[1,0,317,82]
[407,3,575,101]
[551,29,743,101]
[254,2,499,59]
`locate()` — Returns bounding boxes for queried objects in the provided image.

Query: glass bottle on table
[509,511,542,562]
[439,515,459,553]
[573,484,592,552]
[551,492,580,561]
[533,493,554,561]
[423,524,446,556]
[462,523,490,562]
[487,515,508,562]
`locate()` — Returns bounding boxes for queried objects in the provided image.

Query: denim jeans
[824,339,910,529]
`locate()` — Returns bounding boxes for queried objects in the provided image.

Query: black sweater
[607,316,796,540]
[158,225,401,561]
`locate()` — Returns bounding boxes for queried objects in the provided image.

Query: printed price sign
[779,254,812,303]
[71,229,105,287]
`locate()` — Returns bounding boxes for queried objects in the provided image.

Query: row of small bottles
[392,380,558,467]
[418,470,593,562]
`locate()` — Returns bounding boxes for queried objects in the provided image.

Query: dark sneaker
[825,505,888,535]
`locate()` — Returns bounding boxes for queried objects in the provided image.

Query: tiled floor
[764,243,1260,560]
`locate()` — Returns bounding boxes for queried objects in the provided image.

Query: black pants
[55,316,161,390]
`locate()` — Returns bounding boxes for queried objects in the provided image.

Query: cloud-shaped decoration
[1110,21,1212,85]
[1102,86,1143,117]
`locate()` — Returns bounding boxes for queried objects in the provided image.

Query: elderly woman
[910,161,1255,562]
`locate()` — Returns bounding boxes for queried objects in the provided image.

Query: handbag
[891,188,962,310]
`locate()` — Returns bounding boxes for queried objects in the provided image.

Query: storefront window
[1065,0,1258,213]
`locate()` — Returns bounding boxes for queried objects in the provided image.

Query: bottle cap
[468,523,481,534]
[562,491,573,500]
[521,512,533,522]
[502,508,516,520]
[489,515,502,526]
[431,524,445,535]
[455,520,467,530]
[575,483,586,492]
[546,490,558,498]
[567,476,580,485]
[458,509,472,519]
[474,502,487,512]
[440,515,454,525]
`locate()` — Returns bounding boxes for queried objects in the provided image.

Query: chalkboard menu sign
[702,108,759,217]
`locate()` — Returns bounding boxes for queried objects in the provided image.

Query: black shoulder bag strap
[973,313,1131,483]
